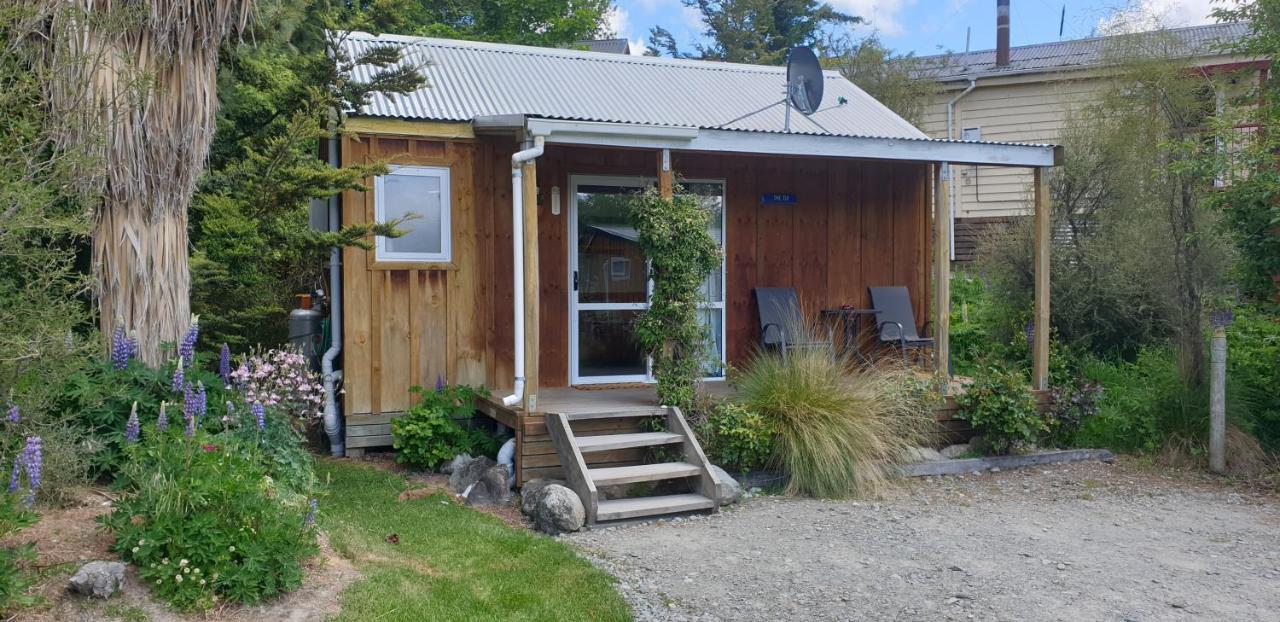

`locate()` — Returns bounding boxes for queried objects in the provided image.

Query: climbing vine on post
[630,186,723,411]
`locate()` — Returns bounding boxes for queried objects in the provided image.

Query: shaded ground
[570,459,1280,621]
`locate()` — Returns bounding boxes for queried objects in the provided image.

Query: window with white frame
[374,165,451,263]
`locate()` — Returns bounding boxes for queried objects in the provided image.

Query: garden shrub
[392,384,501,470]
[227,347,324,424]
[58,327,237,479]
[696,401,776,473]
[102,418,317,611]
[955,364,1044,455]
[1225,305,1280,452]
[735,327,933,498]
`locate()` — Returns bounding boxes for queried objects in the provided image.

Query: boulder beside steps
[544,406,720,524]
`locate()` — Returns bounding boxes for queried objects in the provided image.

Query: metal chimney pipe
[996,0,1011,66]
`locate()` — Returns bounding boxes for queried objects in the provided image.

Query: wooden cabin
[329,33,1059,520]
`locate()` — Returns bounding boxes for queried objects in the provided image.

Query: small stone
[68,561,126,599]
[1056,563,1067,570]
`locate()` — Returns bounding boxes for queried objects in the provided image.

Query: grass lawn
[318,459,631,622]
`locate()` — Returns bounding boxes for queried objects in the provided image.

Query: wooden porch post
[522,159,540,412]
[1032,167,1051,390]
[657,149,673,198]
[933,164,951,388]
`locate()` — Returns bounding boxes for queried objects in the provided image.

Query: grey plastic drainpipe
[321,131,345,456]
[944,78,977,261]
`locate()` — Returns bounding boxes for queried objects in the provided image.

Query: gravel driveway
[568,460,1280,621]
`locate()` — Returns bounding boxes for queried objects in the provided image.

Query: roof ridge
[344,31,847,77]
[914,21,1247,61]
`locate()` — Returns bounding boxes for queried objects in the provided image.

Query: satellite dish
[786,46,824,115]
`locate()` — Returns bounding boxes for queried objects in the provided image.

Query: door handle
[573,271,579,291]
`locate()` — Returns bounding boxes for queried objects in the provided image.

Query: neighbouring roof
[342,32,928,140]
[914,22,1252,81]
[577,38,631,55]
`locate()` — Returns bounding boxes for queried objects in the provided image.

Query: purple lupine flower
[184,410,196,438]
[9,437,42,507]
[125,402,140,443]
[171,361,184,394]
[110,326,131,370]
[252,401,266,431]
[178,319,199,368]
[1024,319,1035,348]
[157,402,169,433]
[5,404,19,424]
[195,381,207,422]
[304,498,318,527]
[435,375,446,392]
[219,343,232,387]
[183,382,198,421]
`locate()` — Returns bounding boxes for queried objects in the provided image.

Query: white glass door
[568,176,727,384]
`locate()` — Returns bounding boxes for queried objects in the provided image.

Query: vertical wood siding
[345,139,932,413]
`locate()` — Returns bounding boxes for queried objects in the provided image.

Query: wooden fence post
[1032,167,1051,391]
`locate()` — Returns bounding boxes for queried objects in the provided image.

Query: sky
[607,0,1224,58]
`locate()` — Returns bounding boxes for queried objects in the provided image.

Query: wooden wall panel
[346,139,932,402]
[793,159,829,310]
[341,136,373,416]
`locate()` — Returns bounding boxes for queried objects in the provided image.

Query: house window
[374,165,451,263]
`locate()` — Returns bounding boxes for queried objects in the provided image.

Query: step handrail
[544,412,599,523]
[666,406,721,514]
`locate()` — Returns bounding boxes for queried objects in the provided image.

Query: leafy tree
[407,0,612,47]
[193,1,425,348]
[648,0,860,65]
[824,35,938,125]
[1207,1,1280,303]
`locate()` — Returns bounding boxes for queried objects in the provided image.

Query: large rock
[940,444,971,459]
[532,484,585,534]
[903,446,945,463]
[448,456,496,493]
[441,453,473,475]
[520,478,565,516]
[68,561,126,599]
[709,465,743,505]
[464,464,511,506]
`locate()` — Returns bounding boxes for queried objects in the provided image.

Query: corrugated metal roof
[343,33,928,140]
[914,22,1251,81]
[577,39,631,55]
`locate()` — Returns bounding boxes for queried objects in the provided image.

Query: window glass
[376,166,449,262]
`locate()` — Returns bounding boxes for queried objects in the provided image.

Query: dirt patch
[571,459,1280,621]
[14,491,359,622]
[351,455,530,530]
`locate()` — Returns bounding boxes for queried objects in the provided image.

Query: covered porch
[475,119,1060,484]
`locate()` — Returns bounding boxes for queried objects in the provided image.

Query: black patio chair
[753,287,830,361]
[868,286,934,366]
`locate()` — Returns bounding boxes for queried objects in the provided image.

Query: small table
[820,307,878,363]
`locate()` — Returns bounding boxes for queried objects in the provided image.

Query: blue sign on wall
[761,193,797,205]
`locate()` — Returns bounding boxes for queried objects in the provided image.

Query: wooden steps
[589,462,702,486]
[543,406,720,525]
[576,432,684,453]
[596,493,715,522]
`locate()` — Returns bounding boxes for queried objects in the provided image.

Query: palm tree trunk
[39,1,251,365]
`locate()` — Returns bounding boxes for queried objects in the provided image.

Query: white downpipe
[945,78,977,261]
[321,132,345,456]
[501,135,545,407]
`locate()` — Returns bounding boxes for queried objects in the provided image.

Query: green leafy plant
[696,401,777,473]
[955,364,1045,455]
[735,324,933,498]
[630,186,723,411]
[57,352,234,479]
[0,492,38,612]
[102,424,317,611]
[391,384,499,470]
